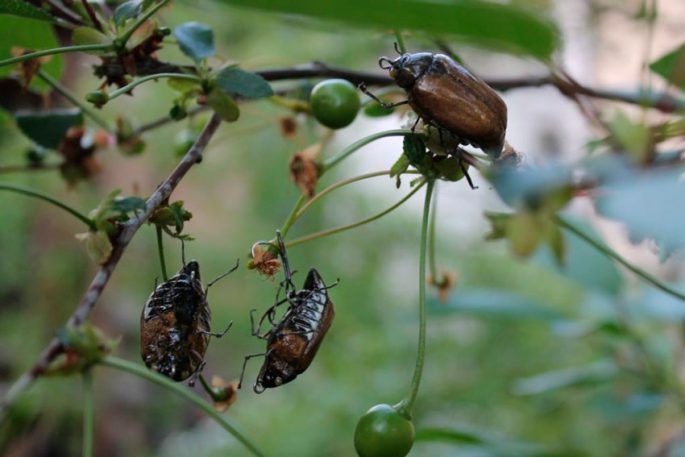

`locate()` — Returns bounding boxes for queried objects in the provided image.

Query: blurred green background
[2,0,685,456]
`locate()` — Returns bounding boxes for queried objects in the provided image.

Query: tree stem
[0,183,96,230]
[0,44,112,68]
[399,180,434,416]
[286,180,425,248]
[107,73,201,101]
[555,215,685,302]
[101,357,265,457]
[37,70,111,132]
[82,370,94,457]
[322,129,413,171]
[156,225,168,281]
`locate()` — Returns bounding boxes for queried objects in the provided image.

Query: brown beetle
[240,233,336,393]
[141,259,238,382]
[362,50,508,158]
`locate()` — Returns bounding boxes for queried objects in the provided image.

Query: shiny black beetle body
[141,261,210,382]
[255,268,335,392]
[379,52,508,158]
[241,232,336,393]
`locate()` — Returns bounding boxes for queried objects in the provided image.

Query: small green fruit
[354,404,415,457]
[310,79,360,129]
[86,91,109,108]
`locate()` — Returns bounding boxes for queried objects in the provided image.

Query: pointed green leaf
[216,67,273,99]
[650,43,685,91]
[513,360,618,396]
[113,0,142,25]
[174,22,215,62]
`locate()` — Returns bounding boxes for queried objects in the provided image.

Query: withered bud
[251,243,281,279]
[211,376,240,412]
[279,116,298,138]
[428,271,459,304]
[289,143,322,198]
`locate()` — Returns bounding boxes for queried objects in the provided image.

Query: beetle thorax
[390,53,434,89]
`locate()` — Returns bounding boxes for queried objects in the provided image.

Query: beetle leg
[238,351,267,389]
[198,320,233,338]
[459,158,478,190]
[204,258,240,296]
[358,82,408,110]
[187,353,206,387]
[410,116,422,132]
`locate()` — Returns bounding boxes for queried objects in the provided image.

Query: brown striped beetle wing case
[384,52,508,157]
[255,268,335,392]
[140,261,211,382]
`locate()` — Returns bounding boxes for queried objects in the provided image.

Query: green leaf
[113,0,142,25]
[402,133,426,168]
[363,101,394,117]
[650,43,685,91]
[0,16,63,87]
[215,67,273,99]
[596,165,685,252]
[415,427,485,444]
[218,0,559,60]
[607,111,652,162]
[76,230,113,264]
[111,196,146,214]
[15,108,83,149]
[429,288,564,320]
[512,360,618,396]
[0,0,53,22]
[173,22,215,62]
[72,27,111,46]
[206,87,240,122]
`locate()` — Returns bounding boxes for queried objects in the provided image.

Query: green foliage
[219,0,560,59]
[206,86,240,121]
[0,0,53,22]
[0,15,63,87]
[650,42,685,90]
[215,67,274,99]
[15,108,83,149]
[174,21,215,62]
[113,0,143,25]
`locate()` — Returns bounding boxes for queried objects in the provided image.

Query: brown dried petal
[279,117,298,138]
[252,244,281,279]
[211,376,239,412]
[289,143,322,198]
[428,271,459,303]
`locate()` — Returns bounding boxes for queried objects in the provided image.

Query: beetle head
[254,359,297,393]
[379,52,434,90]
[181,260,201,281]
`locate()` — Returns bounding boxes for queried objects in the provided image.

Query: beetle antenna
[393,41,402,55]
[181,239,186,266]
[378,57,393,70]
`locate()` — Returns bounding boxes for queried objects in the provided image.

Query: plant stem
[294,169,420,221]
[279,194,307,239]
[118,0,170,46]
[101,357,265,457]
[0,44,112,68]
[37,70,111,132]
[82,370,94,457]
[322,129,413,171]
[107,73,201,101]
[0,183,96,230]
[555,215,685,302]
[286,180,425,248]
[397,180,434,417]
[428,182,438,281]
[393,30,407,53]
[156,225,168,281]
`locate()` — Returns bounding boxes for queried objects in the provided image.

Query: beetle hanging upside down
[141,259,238,382]
[361,48,508,159]
[241,232,336,393]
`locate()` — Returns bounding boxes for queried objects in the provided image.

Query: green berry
[354,404,415,457]
[310,79,360,129]
[86,91,109,108]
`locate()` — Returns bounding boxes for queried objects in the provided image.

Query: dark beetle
[364,51,508,158]
[141,260,237,382]
[254,268,335,392]
[241,233,336,393]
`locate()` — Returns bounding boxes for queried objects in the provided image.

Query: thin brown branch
[0,113,223,420]
[81,0,103,32]
[45,0,85,26]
